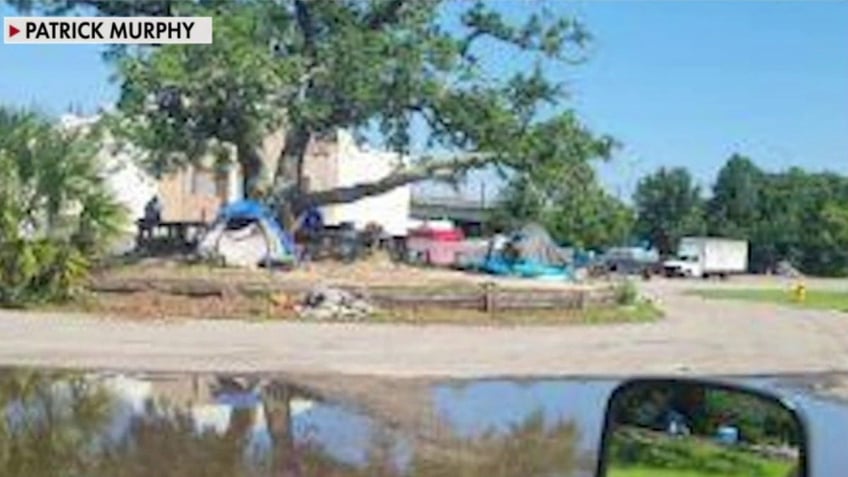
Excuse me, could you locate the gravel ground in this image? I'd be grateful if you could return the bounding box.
[1,277,847,377]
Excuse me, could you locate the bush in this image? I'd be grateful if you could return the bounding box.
[0,107,124,306]
[615,280,639,306]
[0,239,89,306]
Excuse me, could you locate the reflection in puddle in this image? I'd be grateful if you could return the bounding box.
[0,369,596,477]
[3,369,848,476]
[434,379,616,452]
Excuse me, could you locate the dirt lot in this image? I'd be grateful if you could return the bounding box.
[98,254,603,291]
[84,256,636,324]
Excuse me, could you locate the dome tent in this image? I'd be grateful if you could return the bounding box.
[507,223,572,267]
[197,200,296,268]
[482,223,573,279]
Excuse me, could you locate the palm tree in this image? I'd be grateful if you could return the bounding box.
[0,107,126,303]
[0,108,126,246]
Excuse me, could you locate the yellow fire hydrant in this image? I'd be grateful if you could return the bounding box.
[792,282,807,303]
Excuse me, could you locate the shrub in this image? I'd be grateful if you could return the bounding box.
[0,239,89,306]
[614,280,639,306]
[0,108,124,306]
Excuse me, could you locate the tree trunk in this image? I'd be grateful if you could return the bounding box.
[273,126,311,228]
[264,383,301,477]
[238,143,265,199]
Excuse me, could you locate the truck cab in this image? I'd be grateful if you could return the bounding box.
[662,253,703,277]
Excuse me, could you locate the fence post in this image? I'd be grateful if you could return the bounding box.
[482,282,497,315]
[578,289,587,310]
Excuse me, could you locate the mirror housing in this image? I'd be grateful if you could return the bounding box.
[597,379,808,477]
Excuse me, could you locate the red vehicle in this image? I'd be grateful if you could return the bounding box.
[406,224,467,266]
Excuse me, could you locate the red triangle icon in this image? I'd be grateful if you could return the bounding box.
[9,24,20,37]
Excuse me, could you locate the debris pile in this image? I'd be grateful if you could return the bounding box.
[297,285,375,321]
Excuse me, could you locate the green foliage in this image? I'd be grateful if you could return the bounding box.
[609,428,796,477]
[631,155,848,276]
[706,154,763,239]
[15,0,613,211]
[612,384,799,448]
[689,288,848,313]
[703,156,848,276]
[614,280,639,306]
[0,238,89,305]
[0,107,126,306]
[493,163,634,250]
[704,390,799,447]
[609,384,799,477]
[109,0,294,184]
[633,167,706,256]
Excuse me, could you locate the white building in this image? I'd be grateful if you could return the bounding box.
[60,114,158,230]
[308,131,411,236]
[64,114,412,236]
[265,129,413,236]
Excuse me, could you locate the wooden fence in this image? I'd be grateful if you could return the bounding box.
[90,277,620,312]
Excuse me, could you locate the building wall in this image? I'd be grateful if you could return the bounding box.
[60,115,158,231]
[65,114,410,232]
[302,137,339,193]
[157,166,232,223]
[317,131,411,236]
[61,114,241,226]
[99,147,159,229]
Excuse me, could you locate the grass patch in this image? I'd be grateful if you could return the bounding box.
[688,288,848,312]
[371,301,662,326]
[609,428,797,477]
[610,466,792,477]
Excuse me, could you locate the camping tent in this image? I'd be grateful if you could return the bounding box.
[197,200,296,268]
[509,223,572,267]
[482,223,573,279]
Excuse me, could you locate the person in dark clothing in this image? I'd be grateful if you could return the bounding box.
[301,205,324,234]
[296,204,325,261]
[144,195,163,225]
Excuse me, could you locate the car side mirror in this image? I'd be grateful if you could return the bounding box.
[597,379,807,477]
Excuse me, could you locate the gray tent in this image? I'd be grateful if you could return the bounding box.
[506,223,572,267]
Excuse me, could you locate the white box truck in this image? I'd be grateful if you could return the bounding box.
[663,237,748,278]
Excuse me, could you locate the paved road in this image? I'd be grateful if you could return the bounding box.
[1,278,848,377]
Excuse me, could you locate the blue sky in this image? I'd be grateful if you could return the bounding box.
[1,1,846,200]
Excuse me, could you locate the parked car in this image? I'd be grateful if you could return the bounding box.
[601,246,661,275]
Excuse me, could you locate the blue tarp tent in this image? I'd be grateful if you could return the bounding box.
[198,200,296,267]
[217,200,296,253]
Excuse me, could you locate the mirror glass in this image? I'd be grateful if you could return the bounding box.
[602,380,804,477]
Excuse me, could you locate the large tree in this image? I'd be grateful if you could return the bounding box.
[633,167,705,256]
[706,154,764,238]
[15,0,614,224]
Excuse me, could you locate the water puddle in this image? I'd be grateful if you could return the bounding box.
[1,368,847,476]
[0,369,602,477]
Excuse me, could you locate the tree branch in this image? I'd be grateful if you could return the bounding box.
[299,152,495,208]
[294,0,317,58]
[365,0,406,29]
